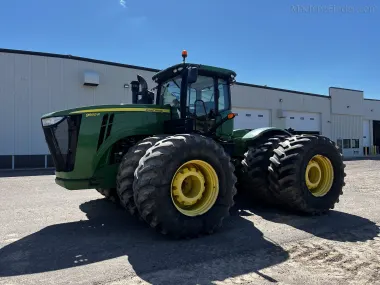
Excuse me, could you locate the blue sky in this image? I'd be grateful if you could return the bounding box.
[1,0,379,98]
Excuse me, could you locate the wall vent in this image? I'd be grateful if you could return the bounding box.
[84,71,99,86]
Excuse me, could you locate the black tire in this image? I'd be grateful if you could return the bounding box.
[96,188,120,203]
[239,135,289,205]
[268,134,346,215]
[116,135,167,217]
[133,134,237,239]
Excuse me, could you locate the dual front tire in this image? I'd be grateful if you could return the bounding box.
[116,134,237,238]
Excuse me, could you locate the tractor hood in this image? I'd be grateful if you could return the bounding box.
[40,103,172,186]
[41,104,171,119]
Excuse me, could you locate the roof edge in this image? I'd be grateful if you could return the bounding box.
[329,86,364,93]
[0,48,161,73]
[364,98,380,102]
[235,82,329,98]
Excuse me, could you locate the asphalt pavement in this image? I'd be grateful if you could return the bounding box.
[0,160,379,285]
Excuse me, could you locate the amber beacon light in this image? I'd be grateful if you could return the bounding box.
[182,50,188,63]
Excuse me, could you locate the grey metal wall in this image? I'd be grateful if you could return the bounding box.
[363,99,380,121]
[329,87,364,156]
[231,83,331,137]
[0,51,157,169]
[1,49,380,169]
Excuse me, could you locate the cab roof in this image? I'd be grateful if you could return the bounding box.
[152,63,237,83]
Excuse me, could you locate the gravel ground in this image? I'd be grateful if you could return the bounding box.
[0,159,379,285]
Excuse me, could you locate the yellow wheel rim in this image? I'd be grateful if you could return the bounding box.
[170,160,219,217]
[305,154,334,197]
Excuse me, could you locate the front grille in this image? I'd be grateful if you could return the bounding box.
[43,115,82,172]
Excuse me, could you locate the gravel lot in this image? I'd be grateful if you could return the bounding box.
[0,159,379,285]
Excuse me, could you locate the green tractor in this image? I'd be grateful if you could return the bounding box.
[41,51,346,239]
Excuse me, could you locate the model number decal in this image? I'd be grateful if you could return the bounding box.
[86,113,101,117]
[144,108,168,113]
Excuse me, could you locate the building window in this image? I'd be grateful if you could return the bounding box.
[258,114,263,117]
[351,139,359,149]
[310,118,315,120]
[246,114,251,117]
[343,139,351,149]
[290,117,295,119]
[300,117,305,120]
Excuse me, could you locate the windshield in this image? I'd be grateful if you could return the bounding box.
[160,76,182,107]
[159,75,217,115]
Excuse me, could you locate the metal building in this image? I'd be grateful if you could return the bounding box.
[0,48,378,169]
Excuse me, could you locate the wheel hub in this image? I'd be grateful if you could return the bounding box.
[305,154,334,197]
[306,161,322,188]
[172,167,206,206]
[170,160,219,217]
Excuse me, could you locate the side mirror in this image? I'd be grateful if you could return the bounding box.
[137,75,148,92]
[131,80,140,93]
[131,80,140,104]
[187,66,198,84]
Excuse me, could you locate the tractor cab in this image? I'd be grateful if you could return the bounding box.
[131,50,237,138]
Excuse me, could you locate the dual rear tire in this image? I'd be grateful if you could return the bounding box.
[240,134,346,215]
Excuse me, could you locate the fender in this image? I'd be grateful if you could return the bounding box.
[241,127,292,142]
[92,128,159,171]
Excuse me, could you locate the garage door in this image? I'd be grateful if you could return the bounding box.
[363,119,370,147]
[284,111,321,134]
[232,108,271,130]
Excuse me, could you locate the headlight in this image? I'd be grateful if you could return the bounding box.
[41,116,65,127]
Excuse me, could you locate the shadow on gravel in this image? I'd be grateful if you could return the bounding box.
[234,197,380,243]
[0,198,289,284]
[0,169,55,178]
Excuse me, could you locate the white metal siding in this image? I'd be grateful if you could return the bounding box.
[230,84,331,137]
[363,119,370,147]
[3,50,380,161]
[232,108,270,129]
[363,99,380,120]
[284,111,321,132]
[331,114,362,156]
[0,52,156,155]
[0,53,16,155]
[330,87,363,116]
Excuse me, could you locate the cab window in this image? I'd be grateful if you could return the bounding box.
[187,76,215,116]
[218,79,230,111]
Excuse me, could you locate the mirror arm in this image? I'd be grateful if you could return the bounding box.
[206,113,236,136]
[179,68,188,119]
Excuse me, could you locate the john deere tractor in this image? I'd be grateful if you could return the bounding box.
[41,51,346,239]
